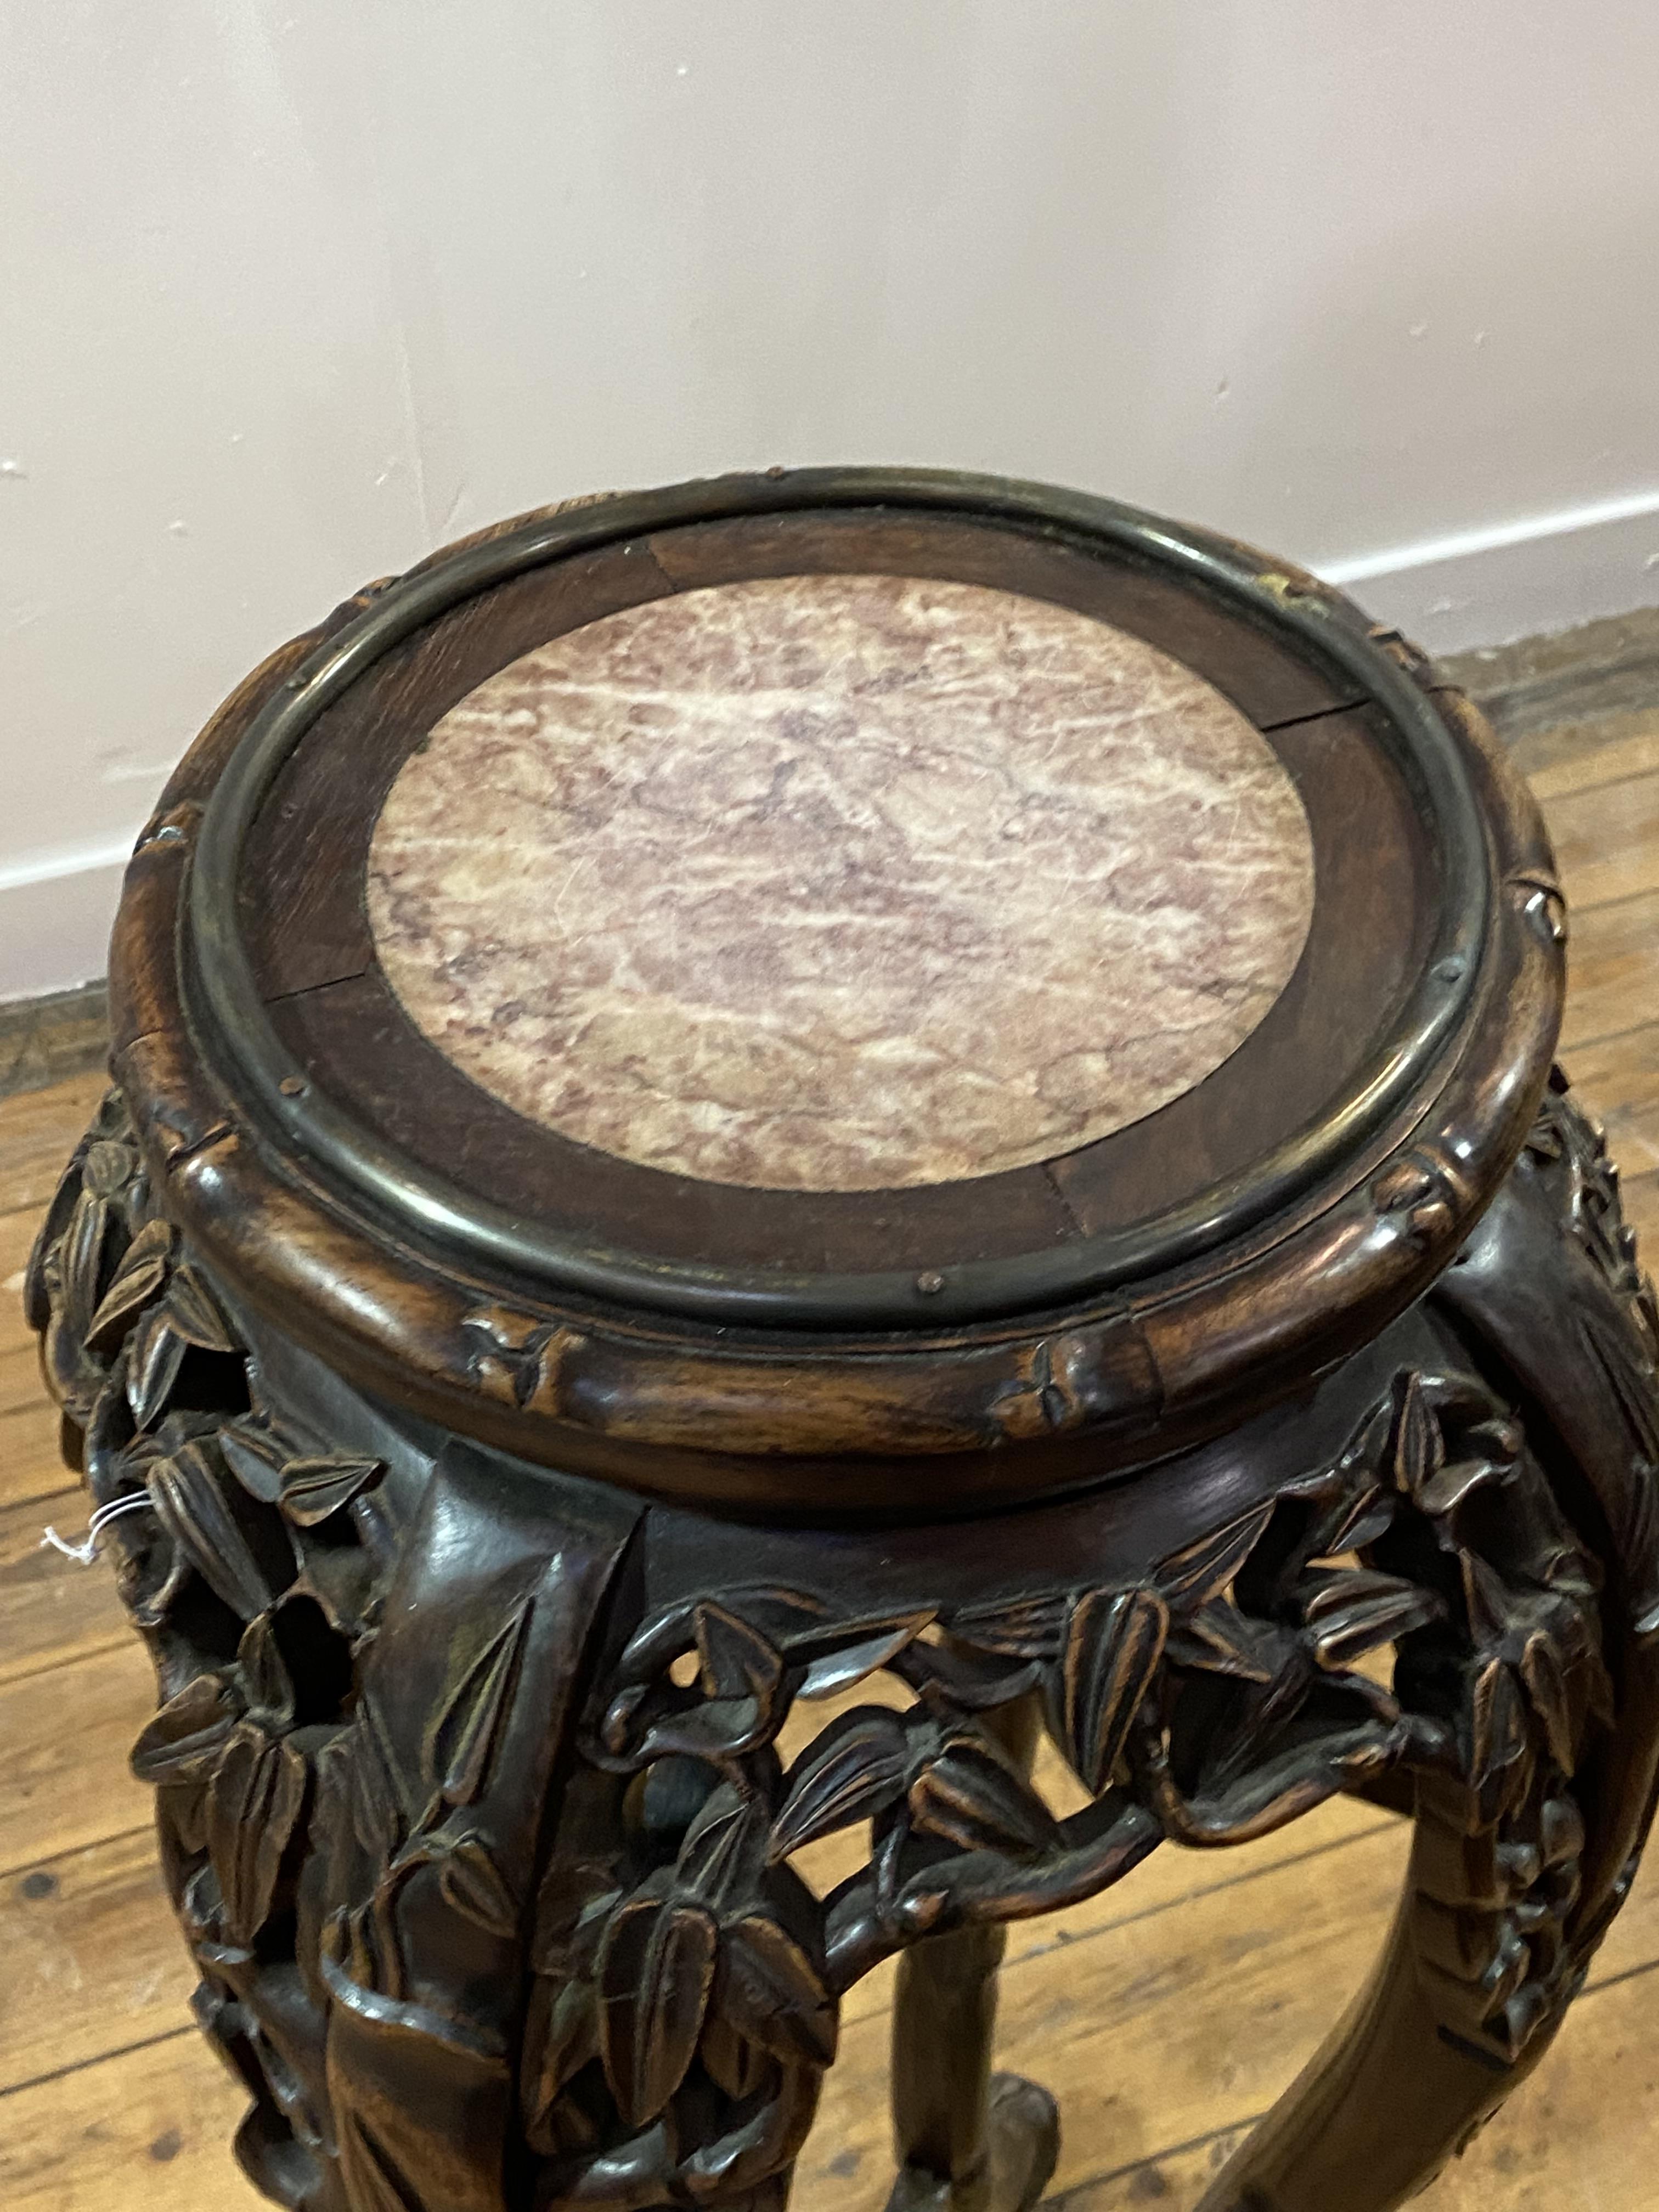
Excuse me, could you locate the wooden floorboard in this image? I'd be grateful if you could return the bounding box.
[0,1067,103,1216]
[3,684,1659,2207]
[1546,767,1659,912]
[1559,889,1659,1054]
[0,1488,132,1690]
[0,1404,80,1516]
[1513,707,1659,802]
[1,1826,190,2092]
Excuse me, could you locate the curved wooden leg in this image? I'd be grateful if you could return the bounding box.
[1204,1075,1659,2212]
[886,1691,1058,2212]
[887,1926,1058,2212]
[1197,1878,1556,2212]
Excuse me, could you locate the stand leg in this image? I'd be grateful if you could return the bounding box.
[886,1694,1058,2212]
[1201,1076,1659,2210]
[1196,1881,1551,2212]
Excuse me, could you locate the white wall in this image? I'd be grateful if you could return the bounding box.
[5,2,1658,997]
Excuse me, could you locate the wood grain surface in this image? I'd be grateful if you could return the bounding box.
[3,706,1659,2209]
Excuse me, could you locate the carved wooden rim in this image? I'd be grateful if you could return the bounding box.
[106,471,1566,1505]
[184,470,1488,1329]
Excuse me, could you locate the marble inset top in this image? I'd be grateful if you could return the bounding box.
[366,574,1316,1192]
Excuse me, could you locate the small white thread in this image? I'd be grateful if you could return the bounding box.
[42,1493,155,1566]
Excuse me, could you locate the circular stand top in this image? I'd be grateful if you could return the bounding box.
[109,470,1564,1511]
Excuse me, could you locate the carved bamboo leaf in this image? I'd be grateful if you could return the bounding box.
[699,2012,769,2102]
[339,2110,430,2212]
[130,1671,241,1786]
[1488,1980,1553,2067]
[597,1887,719,2125]
[716,1911,838,2066]
[1164,1599,1278,1683]
[946,1591,1071,1661]
[276,1454,385,1527]
[1469,1657,1527,1789]
[1461,1549,1517,1648]
[782,1604,933,1662]
[208,1726,307,1946]
[1521,1630,1577,1771]
[1577,1314,1659,1633]
[1056,1588,1169,1795]
[907,1734,1059,1858]
[1300,1568,1442,1671]
[1539,1790,1587,1870]
[59,1188,114,1339]
[676,1788,765,1908]
[896,1634,1042,1713]
[149,1440,290,1621]
[531,1861,621,1979]
[295,1542,380,1645]
[237,1612,296,1731]
[310,1730,353,1853]
[1415,1457,1505,1522]
[792,1613,934,1700]
[524,1978,601,2150]
[1580,1311,1659,1470]
[369,1874,409,2004]
[81,1135,136,1199]
[1313,1482,1393,1560]
[694,1602,783,1702]
[24,1156,82,1334]
[125,1517,194,1634]
[1391,1372,1442,1499]
[768,1707,911,1862]
[354,1694,410,1859]
[437,1832,520,1936]
[218,1424,287,1505]
[430,1599,532,1807]
[85,1218,174,1355]
[634,1696,773,1767]
[126,1306,187,1430]
[1156,1502,1275,1607]
[162,1261,238,1353]
[335,1899,376,1994]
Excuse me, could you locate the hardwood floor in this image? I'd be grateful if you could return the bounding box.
[5,691,1659,2209]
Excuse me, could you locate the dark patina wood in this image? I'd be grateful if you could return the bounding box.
[25,470,1659,2212]
[103,471,1548,1508]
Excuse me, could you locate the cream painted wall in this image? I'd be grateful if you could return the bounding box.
[4,2,1658,994]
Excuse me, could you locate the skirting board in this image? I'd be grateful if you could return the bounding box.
[4,487,1658,1004]
[0,840,134,1002]
[1325,484,1659,658]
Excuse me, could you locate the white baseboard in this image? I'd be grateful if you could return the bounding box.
[0,834,137,1002]
[1323,486,1659,656]
[4,490,1658,1005]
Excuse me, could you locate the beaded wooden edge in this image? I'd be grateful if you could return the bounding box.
[103,472,1566,1513]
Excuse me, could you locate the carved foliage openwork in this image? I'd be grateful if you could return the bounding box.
[22,1077,1659,2210]
[26,1091,396,2200]
[1523,1072,1659,1641]
[569,1372,1609,2084]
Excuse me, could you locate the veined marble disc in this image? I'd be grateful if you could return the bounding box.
[366,573,1316,1192]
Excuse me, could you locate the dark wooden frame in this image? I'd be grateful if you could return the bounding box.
[30,471,1657,2212]
[108,471,1564,1514]
[239,525,1434,1290]
[193,478,1486,1323]
[25,1070,1659,2212]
